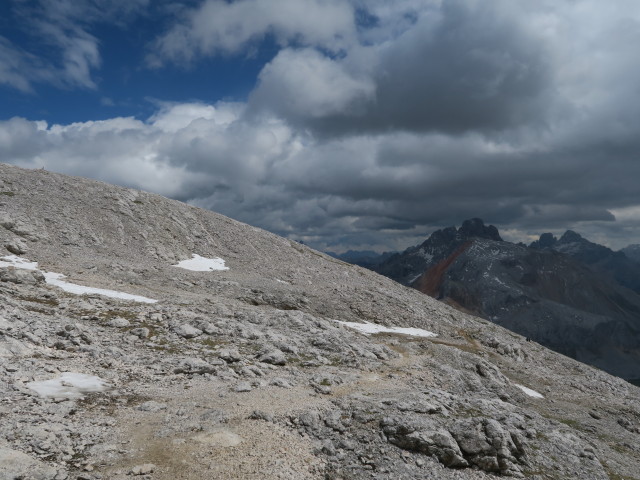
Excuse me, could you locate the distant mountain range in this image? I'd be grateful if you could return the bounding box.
[622,244,640,263]
[335,219,640,381]
[326,250,395,269]
[530,231,640,293]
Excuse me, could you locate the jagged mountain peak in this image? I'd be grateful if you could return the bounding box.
[531,230,590,249]
[458,217,502,242]
[376,219,502,286]
[421,218,502,250]
[558,229,587,244]
[530,232,557,249]
[528,228,640,293]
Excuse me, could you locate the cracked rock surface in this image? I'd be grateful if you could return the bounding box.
[1,163,639,480]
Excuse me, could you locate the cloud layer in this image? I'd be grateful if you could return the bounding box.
[2,0,640,251]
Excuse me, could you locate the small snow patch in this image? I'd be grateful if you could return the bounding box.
[0,255,158,303]
[26,372,110,399]
[335,320,437,338]
[173,254,229,271]
[0,255,38,270]
[514,383,544,399]
[44,272,157,303]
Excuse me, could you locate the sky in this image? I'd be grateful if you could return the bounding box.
[1,0,640,253]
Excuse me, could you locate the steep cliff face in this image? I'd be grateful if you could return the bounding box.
[1,165,639,480]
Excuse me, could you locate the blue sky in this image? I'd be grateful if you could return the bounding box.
[0,1,276,123]
[2,0,640,252]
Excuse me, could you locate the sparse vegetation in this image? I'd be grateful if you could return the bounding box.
[17,295,59,306]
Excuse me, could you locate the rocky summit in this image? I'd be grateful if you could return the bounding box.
[1,164,639,480]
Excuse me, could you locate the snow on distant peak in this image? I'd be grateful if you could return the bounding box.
[172,254,229,271]
[0,255,158,304]
[26,372,110,399]
[335,320,437,338]
[514,383,544,399]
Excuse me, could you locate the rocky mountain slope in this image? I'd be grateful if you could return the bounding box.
[326,251,396,270]
[413,238,640,380]
[622,244,640,264]
[1,164,640,480]
[373,218,502,286]
[371,219,640,381]
[530,231,640,293]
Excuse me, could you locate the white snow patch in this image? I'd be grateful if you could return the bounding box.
[44,272,157,303]
[26,372,110,399]
[335,320,437,338]
[420,251,434,262]
[514,383,544,399]
[0,255,38,270]
[0,255,158,303]
[172,254,229,271]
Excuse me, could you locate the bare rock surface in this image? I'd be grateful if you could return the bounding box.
[0,163,639,479]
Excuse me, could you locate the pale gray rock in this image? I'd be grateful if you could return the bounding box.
[108,317,130,328]
[129,327,150,339]
[0,214,40,241]
[381,417,468,468]
[5,238,27,254]
[0,445,58,480]
[0,267,44,284]
[0,336,31,357]
[218,348,242,363]
[130,463,155,475]
[173,357,219,374]
[258,349,286,366]
[235,382,253,392]
[173,324,202,338]
[270,377,294,388]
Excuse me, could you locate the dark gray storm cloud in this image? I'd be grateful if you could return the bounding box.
[250,0,552,135]
[2,0,640,252]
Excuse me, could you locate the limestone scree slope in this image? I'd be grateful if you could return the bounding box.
[1,163,639,480]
